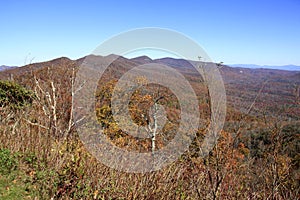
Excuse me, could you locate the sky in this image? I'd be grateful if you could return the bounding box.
[1,0,300,66]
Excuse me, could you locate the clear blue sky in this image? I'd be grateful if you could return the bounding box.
[1,0,300,66]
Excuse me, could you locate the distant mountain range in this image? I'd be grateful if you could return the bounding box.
[229,64,300,71]
[2,62,299,72]
[0,65,17,71]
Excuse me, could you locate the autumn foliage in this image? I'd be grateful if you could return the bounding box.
[0,57,299,199]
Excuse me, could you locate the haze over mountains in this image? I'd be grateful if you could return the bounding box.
[0,65,16,71]
[229,64,300,71]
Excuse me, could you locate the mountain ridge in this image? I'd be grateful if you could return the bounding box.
[1,55,299,120]
[0,65,17,71]
[229,64,300,71]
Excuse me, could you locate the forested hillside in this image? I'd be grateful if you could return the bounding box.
[0,55,299,199]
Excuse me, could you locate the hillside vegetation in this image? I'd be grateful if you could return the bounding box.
[0,56,299,199]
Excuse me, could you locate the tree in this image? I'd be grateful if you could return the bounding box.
[0,80,34,109]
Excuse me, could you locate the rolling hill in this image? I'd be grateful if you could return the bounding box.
[1,55,299,120]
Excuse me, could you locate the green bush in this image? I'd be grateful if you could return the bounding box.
[0,149,18,174]
[0,80,34,109]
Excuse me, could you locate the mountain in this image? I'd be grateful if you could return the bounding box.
[130,56,152,64]
[229,64,300,71]
[0,55,299,119]
[0,65,16,71]
[1,55,299,199]
[154,57,193,68]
